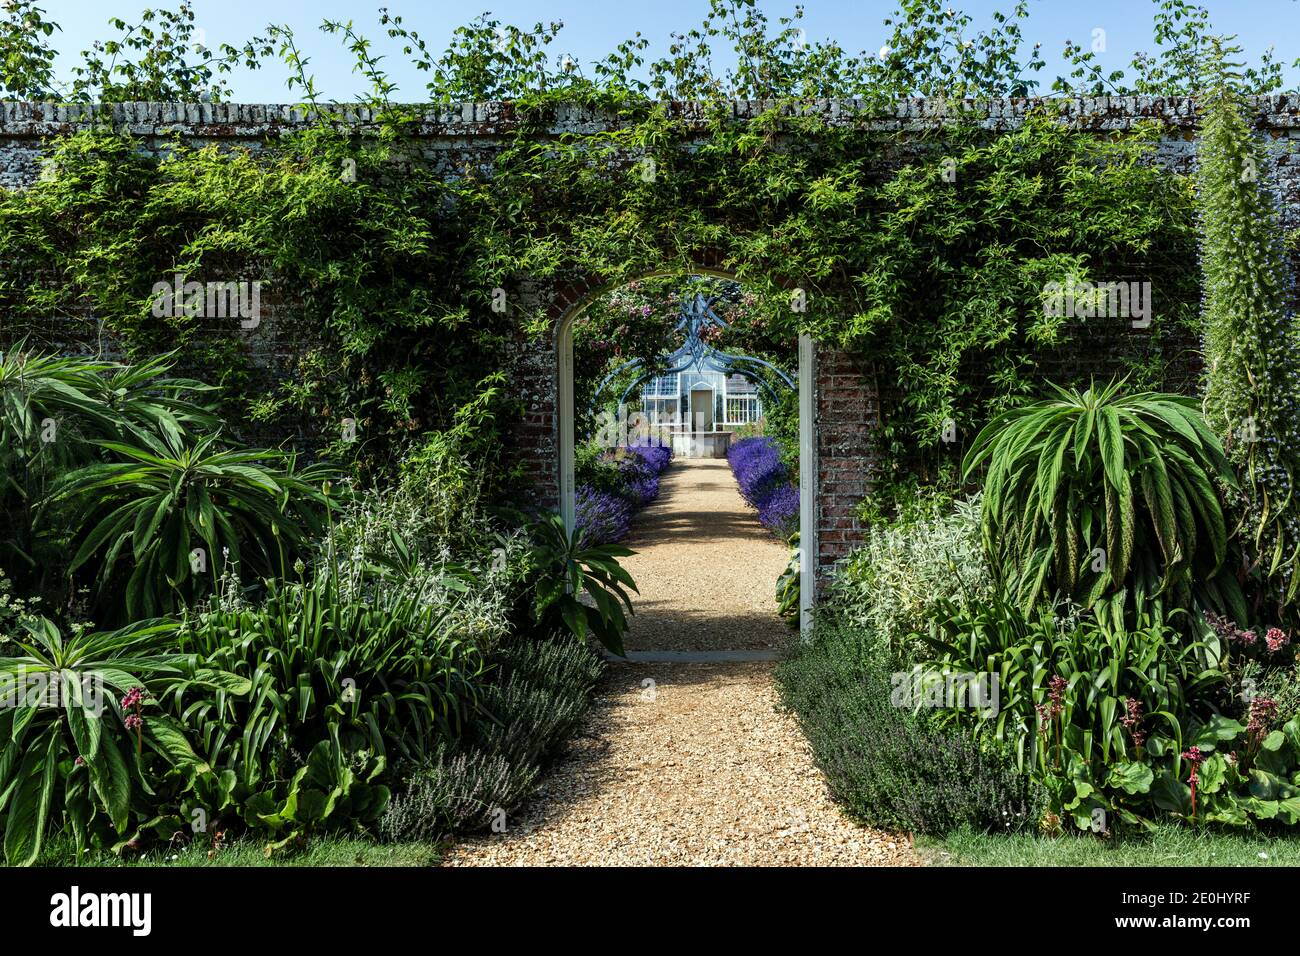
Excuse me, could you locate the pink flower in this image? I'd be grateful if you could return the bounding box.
[1047,675,1068,707]
[1035,702,1052,735]
[1120,697,1147,749]
[120,687,144,710]
[124,714,143,731]
[1265,627,1290,653]
[1203,609,1238,640]
[1248,697,1278,740]
[1182,746,1205,817]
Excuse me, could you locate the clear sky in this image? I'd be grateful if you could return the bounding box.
[34,0,1300,101]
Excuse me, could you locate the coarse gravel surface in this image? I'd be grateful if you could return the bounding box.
[442,459,917,866]
[621,459,794,653]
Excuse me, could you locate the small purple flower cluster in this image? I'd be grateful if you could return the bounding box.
[726,437,799,538]
[1036,675,1069,733]
[626,439,673,476]
[574,441,675,547]
[1120,696,1147,750]
[1203,610,1292,657]
[575,485,632,548]
[618,441,674,507]
[1247,696,1279,742]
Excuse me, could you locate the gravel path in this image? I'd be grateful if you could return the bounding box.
[622,460,793,653]
[443,459,916,866]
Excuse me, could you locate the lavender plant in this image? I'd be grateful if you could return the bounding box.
[727,436,799,537]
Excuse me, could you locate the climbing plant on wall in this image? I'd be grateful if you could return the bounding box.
[0,1,1203,493]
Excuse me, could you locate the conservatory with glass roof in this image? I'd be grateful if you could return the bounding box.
[593,287,793,457]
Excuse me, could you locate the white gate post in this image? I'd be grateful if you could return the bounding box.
[798,333,817,636]
[558,319,576,534]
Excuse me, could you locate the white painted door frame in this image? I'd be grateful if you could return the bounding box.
[797,332,816,636]
[555,289,817,635]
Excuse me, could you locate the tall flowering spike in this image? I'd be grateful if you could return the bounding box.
[1181,745,1205,819]
[1121,696,1147,750]
[1197,43,1300,605]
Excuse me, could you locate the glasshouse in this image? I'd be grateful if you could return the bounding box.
[599,289,793,457]
[3,0,1300,923]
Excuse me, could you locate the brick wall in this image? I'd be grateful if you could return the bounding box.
[814,349,880,583]
[4,95,1300,586]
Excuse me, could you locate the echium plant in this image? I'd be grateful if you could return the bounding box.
[1196,42,1300,609]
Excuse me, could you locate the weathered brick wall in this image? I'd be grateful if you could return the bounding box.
[4,96,1300,585]
[814,349,881,576]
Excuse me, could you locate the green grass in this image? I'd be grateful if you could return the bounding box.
[35,837,442,867]
[920,825,1300,867]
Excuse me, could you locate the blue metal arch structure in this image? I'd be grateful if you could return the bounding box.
[590,286,794,413]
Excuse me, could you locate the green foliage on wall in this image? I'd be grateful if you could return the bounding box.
[0,2,1201,496]
[0,125,517,481]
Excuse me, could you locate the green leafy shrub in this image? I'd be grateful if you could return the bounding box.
[924,591,1226,831]
[853,469,959,531]
[53,430,331,621]
[964,380,1238,615]
[1150,710,1300,827]
[0,348,214,606]
[521,511,637,656]
[396,374,517,559]
[0,616,240,865]
[828,496,991,663]
[327,487,526,656]
[777,620,1043,836]
[851,113,1198,460]
[167,555,487,847]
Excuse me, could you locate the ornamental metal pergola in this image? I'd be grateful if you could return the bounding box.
[590,285,795,413]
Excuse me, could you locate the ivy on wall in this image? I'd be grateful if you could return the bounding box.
[0,1,1204,495]
[0,126,517,482]
[0,105,1198,491]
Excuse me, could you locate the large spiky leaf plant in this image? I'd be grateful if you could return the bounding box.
[964,379,1242,617]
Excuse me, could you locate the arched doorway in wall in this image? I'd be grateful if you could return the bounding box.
[554,269,818,635]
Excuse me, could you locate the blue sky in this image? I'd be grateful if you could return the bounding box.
[36,0,1300,100]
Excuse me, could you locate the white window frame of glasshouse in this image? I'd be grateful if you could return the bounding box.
[639,368,764,429]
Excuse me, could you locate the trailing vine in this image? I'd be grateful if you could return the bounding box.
[0,1,1214,497]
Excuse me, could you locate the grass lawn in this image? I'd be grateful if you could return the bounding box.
[34,837,443,867]
[919,825,1300,867]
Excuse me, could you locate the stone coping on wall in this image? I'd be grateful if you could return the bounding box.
[3,95,1300,139]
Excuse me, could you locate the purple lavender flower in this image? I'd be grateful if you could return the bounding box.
[624,440,673,475]
[575,484,633,547]
[758,483,800,537]
[726,437,799,537]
